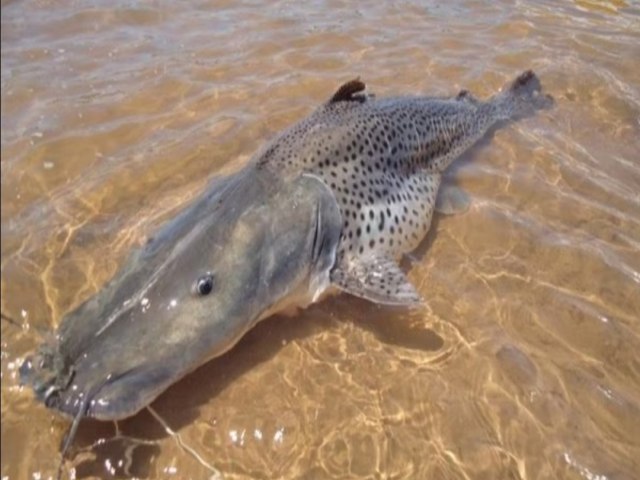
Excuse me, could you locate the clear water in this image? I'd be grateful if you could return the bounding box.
[2,0,639,478]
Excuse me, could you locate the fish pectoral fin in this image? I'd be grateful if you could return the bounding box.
[330,255,423,307]
[435,184,471,215]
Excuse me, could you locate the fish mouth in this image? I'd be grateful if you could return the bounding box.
[19,344,76,410]
[19,302,267,421]
[20,345,191,420]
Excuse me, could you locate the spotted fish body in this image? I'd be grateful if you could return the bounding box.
[19,70,552,457]
[260,71,552,304]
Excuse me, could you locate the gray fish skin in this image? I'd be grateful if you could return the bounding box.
[20,168,342,420]
[19,70,551,422]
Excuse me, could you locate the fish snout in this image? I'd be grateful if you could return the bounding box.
[19,344,75,411]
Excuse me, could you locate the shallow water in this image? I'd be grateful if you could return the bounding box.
[1,0,639,479]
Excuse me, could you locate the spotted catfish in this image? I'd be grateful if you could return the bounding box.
[20,71,552,443]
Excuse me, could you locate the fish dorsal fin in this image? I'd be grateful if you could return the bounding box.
[329,78,367,104]
[330,254,422,306]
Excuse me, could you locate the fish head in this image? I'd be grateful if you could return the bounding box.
[20,168,342,420]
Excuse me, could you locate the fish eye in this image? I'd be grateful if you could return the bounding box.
[195,273,215,296]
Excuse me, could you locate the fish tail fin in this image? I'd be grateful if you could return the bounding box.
[491,70,554,120]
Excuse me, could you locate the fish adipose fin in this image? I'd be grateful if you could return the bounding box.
[330,254,422,306]
[435,184,470,215]
[456,89,480,105]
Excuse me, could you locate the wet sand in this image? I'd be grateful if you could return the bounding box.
[2,0,639,478]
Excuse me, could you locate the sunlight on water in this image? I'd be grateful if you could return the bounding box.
[2,0,639,478]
